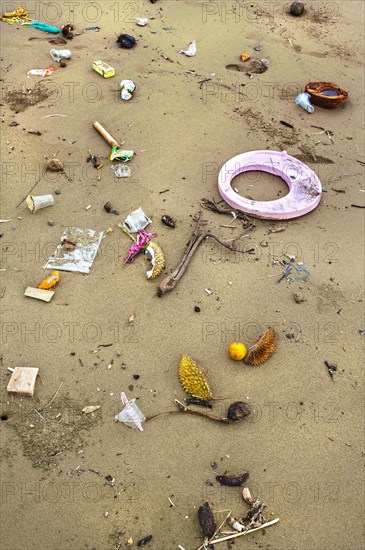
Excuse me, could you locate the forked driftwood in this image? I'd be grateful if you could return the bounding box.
[157,211,253,296]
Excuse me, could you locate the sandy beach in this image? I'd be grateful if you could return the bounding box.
[0,1,364,549]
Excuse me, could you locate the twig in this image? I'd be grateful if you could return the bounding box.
[38,379,64,411]
[146,400,231,424]
[174,400,230,423]
[17,173,45,207]
[351,204,365,208]
[200,198,255,224]
[208,518,280,545]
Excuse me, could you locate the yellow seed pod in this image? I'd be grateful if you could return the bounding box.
[178,355,212,400]
[38,271,60,290]
[146,242,165,279]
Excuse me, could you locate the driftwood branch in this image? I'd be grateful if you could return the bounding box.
[157,211,253,296]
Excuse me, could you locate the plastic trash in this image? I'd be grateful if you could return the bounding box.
[179,40,196,56]
[50,49,71,63]
[136,18,148,26]
[92,60,115,78]
[27,67,57,77]
[120,79,136,101]
[115,392,145,431]
[25,20,60,33]
[123,207,151,233]
[110,146,134,162]
[26,194,54,213]
[218,150,322,220]
[111,165,131,178]
[117,34,136,49]
[295,92,314,113]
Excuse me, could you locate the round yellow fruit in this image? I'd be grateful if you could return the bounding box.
[228,342,247,361]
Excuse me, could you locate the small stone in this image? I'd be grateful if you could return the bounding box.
[294,292,306,303]
[128,384,134,391]
[9,121,19,126]
[54,189,61,195]
[47,220,55,226]
[60,61,67,67]
[254,44,262,51]
[104,511,109,518]
[194,306,201,313]
[70,352,76,356]
[286,333,295,339]
[260,241,268,247]
[133,374,140,380]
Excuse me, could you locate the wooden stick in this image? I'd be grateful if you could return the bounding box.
[208,518,280,545]
[174,400,230,424]
[38,379,64,411]
[145,400,231,424]
[93,121,119,147]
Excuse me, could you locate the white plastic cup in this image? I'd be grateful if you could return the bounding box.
[120,79,136,100]
[26,194,55,213]
[295,92,314,113]
[50,49,72,63]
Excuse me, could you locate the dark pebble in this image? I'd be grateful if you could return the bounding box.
[9,121,19,126]
[194,306,201,312]
[70,352,76,356]
[286,333,295,339]
[133,374,140,380]
[128,384,134,391]
[54,189,61,195]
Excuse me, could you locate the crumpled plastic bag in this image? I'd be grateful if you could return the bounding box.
[179,40,196,56]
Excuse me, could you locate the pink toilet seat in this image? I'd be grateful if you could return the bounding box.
[218,150,322,220]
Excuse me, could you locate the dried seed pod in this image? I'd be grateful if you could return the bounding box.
[137,535,152,547]
[243,327,276,366]
[145,242,165,279]
[179,355,212,400]
[216,472,249,486]
[198,502,216,538]
[46,158,64,172]
[161,214,176,228]
[226,401,251,422]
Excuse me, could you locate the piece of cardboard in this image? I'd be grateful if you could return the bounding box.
[7,367,39,396]
[24,287,54,302]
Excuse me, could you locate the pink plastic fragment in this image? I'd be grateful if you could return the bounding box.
[124,229,157,263]
[218,150,322,220]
